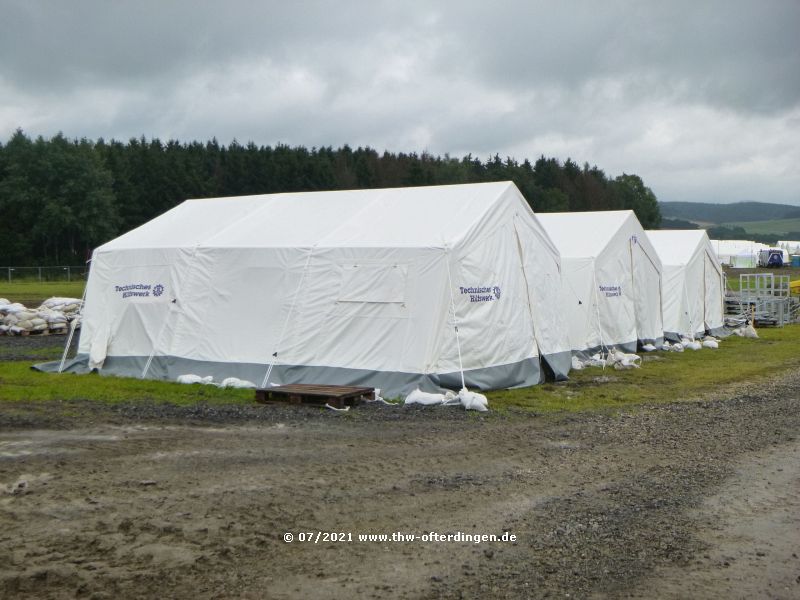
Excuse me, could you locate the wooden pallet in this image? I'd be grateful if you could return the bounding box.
[1,327,68,336]
[255,384,375,408]
[17,328,50,336]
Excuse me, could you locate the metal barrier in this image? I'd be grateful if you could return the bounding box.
[729,273,799,327]
[1,266,88,283]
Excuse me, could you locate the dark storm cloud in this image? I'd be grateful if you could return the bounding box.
[0,0,798,203]
[444,1,800,114]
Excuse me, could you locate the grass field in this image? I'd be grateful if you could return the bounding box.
[491,325,800,413]
[1,324,799,412]
[0,360,255,405]
[722,217,800,236]
[0,280,86,305]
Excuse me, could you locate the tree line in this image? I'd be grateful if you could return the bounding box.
[0,129,661,266]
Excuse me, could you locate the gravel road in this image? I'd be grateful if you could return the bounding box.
[0,336,798,599]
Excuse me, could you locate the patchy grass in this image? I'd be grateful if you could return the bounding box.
[0,280,86,306]
[1,324,799,413]
[0,342,66,361]
[0,362,253,405]
[488,325,800,413]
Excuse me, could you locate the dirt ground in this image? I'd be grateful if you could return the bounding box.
[1,347,799,599]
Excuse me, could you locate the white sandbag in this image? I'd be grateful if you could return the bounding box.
[641,343,656,352]
[661,340,671,350]
[219,377,256,389]
[41,297,82,309]
[3,303,26,314]
[458,388,489,412]
[176,374,215,385]
[576,352,608,368]
[671,343,684,352]
[702,339,719,349]
[404,388,446,406]
[684,340,702,351]
[610,348,641,369]
[442,390,461,406]
[0,298,9,305]
[571,356,585,370]
[743,325,759,338]
[732,328,744,337]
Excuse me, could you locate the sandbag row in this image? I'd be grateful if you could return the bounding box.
[0,297,82,336]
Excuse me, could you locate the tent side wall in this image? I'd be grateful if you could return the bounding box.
[648,230,725,340]
[625,225,664,347]
[511,212,572,379]
[537,211,663,356]
[592,232,638,353]
[54,182,568,397]
[702,243,725,335]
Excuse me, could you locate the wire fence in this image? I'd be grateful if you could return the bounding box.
[1,266,89,283]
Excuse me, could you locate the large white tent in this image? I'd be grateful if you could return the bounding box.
[537,211,663,354]
[647,230,725,340]
[50,182,572,396]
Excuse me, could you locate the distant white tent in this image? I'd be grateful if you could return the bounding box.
[47,182,573,396]
[777,241,799,265]
[711,239,767,268]
[537,211,664,354]
[647,230,725,340]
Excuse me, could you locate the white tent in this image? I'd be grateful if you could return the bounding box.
[778,240,800,254]
[710,239,767,268]
[51,182,572,396]
[647,230,725,340]
[537,211,663,354]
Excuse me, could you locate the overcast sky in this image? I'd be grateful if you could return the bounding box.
[1,1,798,205]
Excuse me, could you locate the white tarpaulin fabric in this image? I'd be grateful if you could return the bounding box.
[61,182,572,396]
[537,211,664,354]
[646,229,725,340]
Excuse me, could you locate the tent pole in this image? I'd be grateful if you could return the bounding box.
[444,247,466,391]
[58,260,91,374]
[261,247,315,388]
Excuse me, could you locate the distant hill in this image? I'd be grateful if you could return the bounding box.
[659,201,800,224]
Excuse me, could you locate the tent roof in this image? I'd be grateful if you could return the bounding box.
[98,181,528,252]
[535,210,638,258]
[709,239,770,257]
[646,229,709,265]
